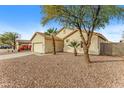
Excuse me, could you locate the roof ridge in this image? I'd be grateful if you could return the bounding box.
[63,29,108,41]
[31,32,63,41]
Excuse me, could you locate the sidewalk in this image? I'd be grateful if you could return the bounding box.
[0,52,34,61]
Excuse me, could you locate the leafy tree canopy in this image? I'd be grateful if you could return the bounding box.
[0,32,19,46]
[45,28,57,36]
[42,5,124,31]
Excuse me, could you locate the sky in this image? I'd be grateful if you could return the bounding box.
[0,5,62,40]
[0,5,123,42]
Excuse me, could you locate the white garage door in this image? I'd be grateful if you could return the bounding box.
[33,43,43,53]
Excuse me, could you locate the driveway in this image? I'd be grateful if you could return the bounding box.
[0,52,34,60]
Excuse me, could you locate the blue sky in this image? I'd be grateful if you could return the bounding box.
[0,5,62,40]
[0,5,123,42]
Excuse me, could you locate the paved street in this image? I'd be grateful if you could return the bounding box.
[0,52,33,60]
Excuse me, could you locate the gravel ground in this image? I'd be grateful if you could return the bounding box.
[0,53,124,88]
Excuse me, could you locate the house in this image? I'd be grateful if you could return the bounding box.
[16,40,31,51]
[31,32,63,53]
[56,28,108,55]
[31,28,108,55]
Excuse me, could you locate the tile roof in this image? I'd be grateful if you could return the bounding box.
[31,32,63,41]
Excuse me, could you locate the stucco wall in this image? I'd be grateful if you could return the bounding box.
[98,37,108,55]
[31,33,45,53]
[100,43,112,55]
[64,31,100,55]
[112,43,124,55]
[100,43,124,56]
[45,39,63,53]
[56,28,74,39]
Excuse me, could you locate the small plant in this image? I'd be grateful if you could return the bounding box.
[68,41,80,56]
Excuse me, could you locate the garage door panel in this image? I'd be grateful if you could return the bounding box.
[34,43,43,53]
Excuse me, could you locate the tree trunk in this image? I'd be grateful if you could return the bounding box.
[13,43,16,50]
[83,48,91,63]
[74,48,77,56]
[77,28,91,63]
[52,35,56,55]
[13,37,16,50]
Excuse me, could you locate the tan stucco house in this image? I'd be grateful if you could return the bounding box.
[31,32,63,53]
[31,28,108,55]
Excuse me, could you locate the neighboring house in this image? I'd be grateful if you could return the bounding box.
[31,28,108,55]
[31,32,63,53]
[16,40,31,50]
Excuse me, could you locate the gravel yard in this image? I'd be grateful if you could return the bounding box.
[0,53,124,88]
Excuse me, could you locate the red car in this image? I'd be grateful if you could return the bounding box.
[18,45,31,52]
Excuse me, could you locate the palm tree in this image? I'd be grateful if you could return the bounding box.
[68,41,80,56]
[0,32,19,50]
[45,28,57,55]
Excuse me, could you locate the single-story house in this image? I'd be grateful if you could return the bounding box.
[56,28,108,55]
[31,32,63,53]
[16,40,31,50]
[31,28,108,55]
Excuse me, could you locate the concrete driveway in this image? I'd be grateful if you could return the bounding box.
[0,52,34,60]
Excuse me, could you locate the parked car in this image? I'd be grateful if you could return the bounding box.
[0,45,12,49]
[18,45,31,52]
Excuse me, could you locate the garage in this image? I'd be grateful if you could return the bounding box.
[31,32,63,54]
[33,43,43,53]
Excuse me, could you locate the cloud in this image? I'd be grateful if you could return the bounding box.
[97,24,124,42]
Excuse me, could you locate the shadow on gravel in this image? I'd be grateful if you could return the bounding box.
[91,60,124,63]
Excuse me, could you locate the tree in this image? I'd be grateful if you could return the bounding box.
[0,32,20,50]
[41,5,124,63]
[45,28,57,55]
[68,41,80,56]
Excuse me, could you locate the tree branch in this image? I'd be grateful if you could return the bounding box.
[87,5,101,48]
